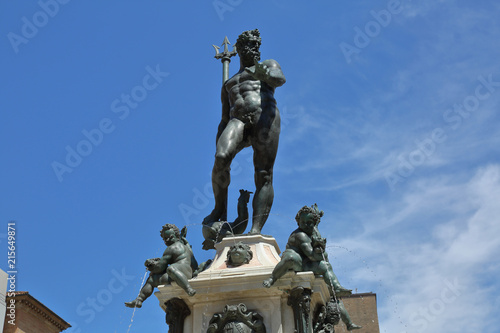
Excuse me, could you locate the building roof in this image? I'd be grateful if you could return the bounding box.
[6,291,71,331]
[342,292,377,299]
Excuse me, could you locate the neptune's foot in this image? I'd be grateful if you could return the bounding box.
[203,209,224,225]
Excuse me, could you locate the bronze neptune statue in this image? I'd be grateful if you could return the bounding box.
[204,29,286,235]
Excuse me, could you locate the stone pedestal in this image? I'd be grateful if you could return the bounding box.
[155,234,331,333]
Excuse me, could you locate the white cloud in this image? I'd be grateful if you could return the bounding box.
[400,0,456,20]
[328,165,500,332]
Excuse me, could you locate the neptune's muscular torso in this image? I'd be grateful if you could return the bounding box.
[224,59,280,126]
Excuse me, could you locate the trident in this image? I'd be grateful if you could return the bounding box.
[213,36,237,84]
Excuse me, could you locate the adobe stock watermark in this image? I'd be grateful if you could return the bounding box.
[408,278,463,332]
[385,74,500,191]
[69,268,135,333]
[212,0,243,21]
[339,0,405,64]
[7,0,71,54]
[51,64,169,182]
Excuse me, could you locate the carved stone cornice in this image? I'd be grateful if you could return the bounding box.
[6,291,71,331]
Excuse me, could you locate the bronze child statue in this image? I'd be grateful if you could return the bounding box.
[263,205,349,295]
[263,204,361,330]
[125,224,197,308]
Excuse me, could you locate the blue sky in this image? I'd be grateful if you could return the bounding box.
[1,1,500,332]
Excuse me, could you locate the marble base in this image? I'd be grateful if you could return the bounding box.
[154,234,331,332]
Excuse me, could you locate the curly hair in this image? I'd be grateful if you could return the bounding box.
[295,204,324,225]
[324,300,341,325]
[227,242,253,266]
[235,29,261,61]
[235,29,261,48]
[160,223,180,239]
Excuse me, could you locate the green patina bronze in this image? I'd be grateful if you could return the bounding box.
[203,29,286,236]
[264,204,362,331]
[207,303,266,333]
[125,224,197,308]
[202,189,252,250]
[226,242,253,267]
